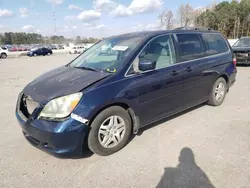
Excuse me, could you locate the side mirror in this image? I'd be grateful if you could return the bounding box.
[139,61,156,71]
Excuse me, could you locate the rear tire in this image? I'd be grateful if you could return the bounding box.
[33,53,37,57]
[208,77,227,106]
[88,106,132,156]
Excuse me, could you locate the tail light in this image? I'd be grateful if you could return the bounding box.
[233,57,237,66]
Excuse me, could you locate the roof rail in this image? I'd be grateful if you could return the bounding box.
[174,27,213,31]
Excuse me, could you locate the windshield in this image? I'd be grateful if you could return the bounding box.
[233,38,250,47]
[68,35,145,73]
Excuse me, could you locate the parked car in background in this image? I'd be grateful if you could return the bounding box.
[58,45,64,49]
[85,43,95,49]
[228,39,238,46]
[16,28,237,157]
[0,47,9,59]
[50,44,58,50]
[232,37,250,65]
[27,47,53,57]
[69,46,85,54]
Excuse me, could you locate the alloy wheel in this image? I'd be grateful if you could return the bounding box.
[215,82,226,101]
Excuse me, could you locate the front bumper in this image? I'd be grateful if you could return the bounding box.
[16,111,89,158]
[235,57,250,65]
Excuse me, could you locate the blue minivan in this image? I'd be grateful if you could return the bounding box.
[16,28,237,157]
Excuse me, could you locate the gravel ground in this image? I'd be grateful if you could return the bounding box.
[0,55,250,188]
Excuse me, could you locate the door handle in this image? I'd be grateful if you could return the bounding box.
[185,67,193,72]
[170,70,179,76]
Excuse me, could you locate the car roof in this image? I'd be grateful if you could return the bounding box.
[106,28,220,40]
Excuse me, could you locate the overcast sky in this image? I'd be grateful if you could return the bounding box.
[0,0,225,38]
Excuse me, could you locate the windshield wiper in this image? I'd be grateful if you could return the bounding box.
[73,66,99,72]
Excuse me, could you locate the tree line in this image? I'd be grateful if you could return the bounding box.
[0,32,100,45]
[159,0,250,39]
[196,0,250,38]
[75,36,100,44]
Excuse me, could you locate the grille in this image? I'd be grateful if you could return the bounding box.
[18,94,29,119]
[19,94,39,119]
[25,96,39,115]
[236,52,249,57]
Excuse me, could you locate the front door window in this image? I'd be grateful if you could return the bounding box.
[128,35,176,75]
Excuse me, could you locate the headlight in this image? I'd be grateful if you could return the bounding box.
[39,92,83,119]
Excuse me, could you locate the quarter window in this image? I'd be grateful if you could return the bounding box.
[202,34,229,55]
[176,34,204,61]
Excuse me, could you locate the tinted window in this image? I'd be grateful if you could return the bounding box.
[176,34,204,61]
[202,34,229,55]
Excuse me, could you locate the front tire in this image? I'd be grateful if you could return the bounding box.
[0,53,7,59]
[88,106,132,156]
[208,77,227,106]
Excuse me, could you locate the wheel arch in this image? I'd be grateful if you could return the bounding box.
[217,73,229,91]
[88,102,140,134]
[218,74,229,84]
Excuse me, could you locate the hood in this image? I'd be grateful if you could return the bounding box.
[23,66,110,103]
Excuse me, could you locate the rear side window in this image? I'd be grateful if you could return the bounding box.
[202,34,229,55]
[176,34,204,61]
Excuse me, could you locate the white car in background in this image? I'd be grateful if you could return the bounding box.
[0,47,9,59]
[228,39,238,46]
[69,46,86,54]
[85,43,95,49]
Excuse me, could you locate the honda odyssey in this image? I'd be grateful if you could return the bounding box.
[16,28,237,157]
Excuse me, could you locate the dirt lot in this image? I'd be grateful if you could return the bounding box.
[0,55,250,188]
